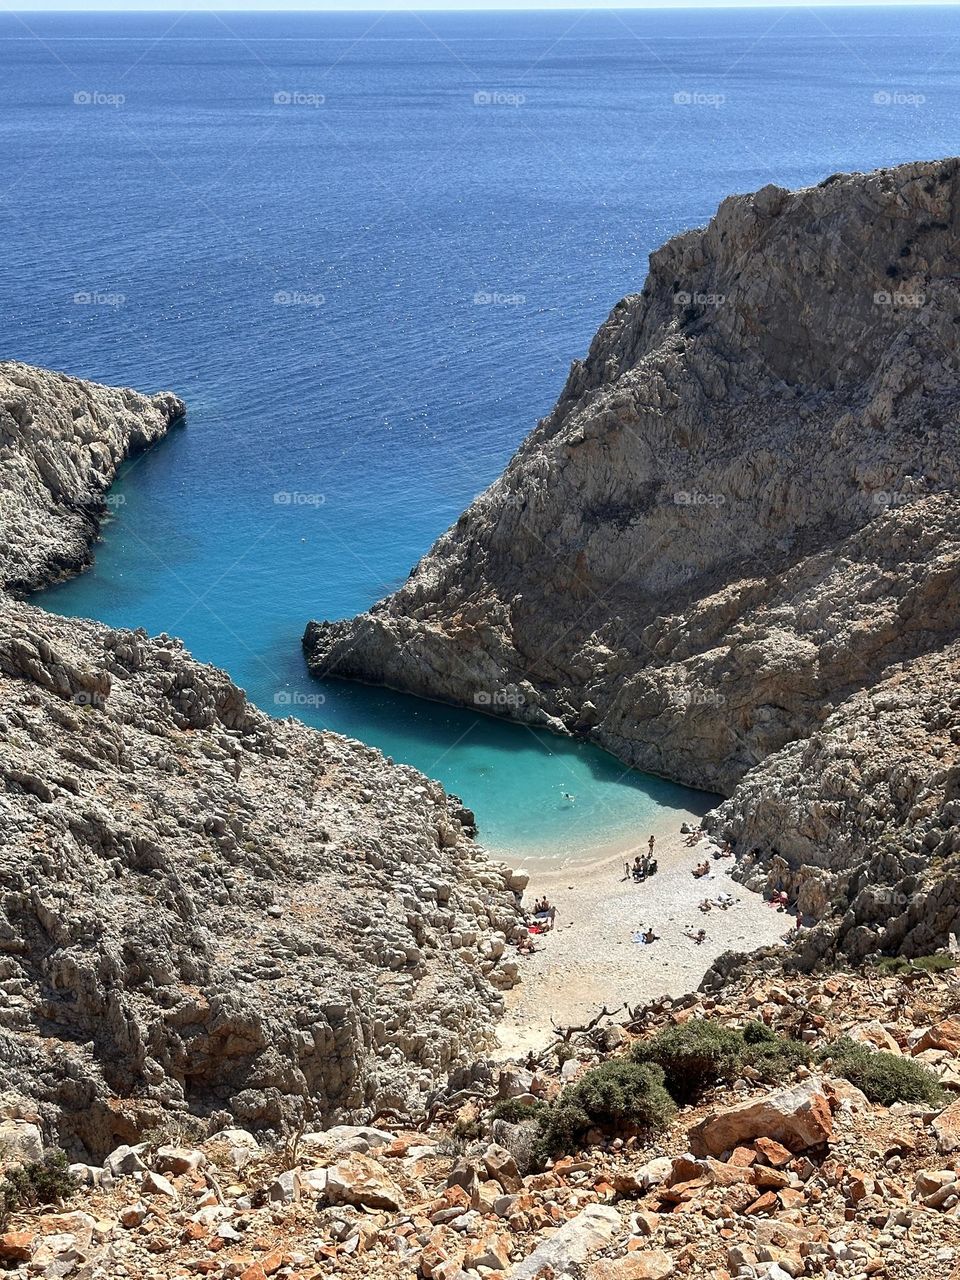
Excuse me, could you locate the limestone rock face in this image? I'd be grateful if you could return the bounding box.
[0,361,184,594]
[0,364,523,1159]
[304,158,960,958]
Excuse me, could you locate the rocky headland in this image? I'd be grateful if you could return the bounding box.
[304,157,960,968]
[0,362,185,596]
[0,361,525,1161]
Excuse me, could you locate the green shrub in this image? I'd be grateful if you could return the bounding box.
[489,1097,547,1126]
[534,1060,675,1159]
[742,1020,777,1045]
[744,1034,812,1083]
[914,953,957,973]
[0,1150,76,1228]
[632,1020,748,1103]
[872,953,956,976]
[820,1037,946,1106]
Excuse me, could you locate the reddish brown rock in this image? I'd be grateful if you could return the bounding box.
[588,1251,674,1280]
[914,1020,960,1056]
[0,1231,34,1263]
[689,1080,833,1157]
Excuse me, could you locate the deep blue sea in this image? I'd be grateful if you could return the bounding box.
[3,8,958,858]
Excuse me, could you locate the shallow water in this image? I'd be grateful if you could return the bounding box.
[8,7,959,856]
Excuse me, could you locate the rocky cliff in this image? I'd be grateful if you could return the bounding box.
[0,361,185,594]
[304,157,960,961]
[0,363,524,1160]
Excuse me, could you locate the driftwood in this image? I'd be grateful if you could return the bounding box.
[549,1003,626,1043]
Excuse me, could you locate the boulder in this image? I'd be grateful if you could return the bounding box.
[509,1204,621,1279]
[0,1231,35,1263]
[933,1099,960,1154]
[0,1120,43,1168]
[154,1145,206,1175]
[325,1153,403,1211]
[914,1019,960,1057]
[588,1251,674,1279]
[689,1079,833,1157]
[104,1144,149,1178]
[482,1143,522,1192]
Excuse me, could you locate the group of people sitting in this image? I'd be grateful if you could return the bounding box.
[628,853,659,882]
[531,897,557,929]
[692,860,711,878]
[516,895,558,954]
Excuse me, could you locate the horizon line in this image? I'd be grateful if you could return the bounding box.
[10,2,960,9]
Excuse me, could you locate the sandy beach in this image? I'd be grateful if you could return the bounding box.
[494,806,791,1057]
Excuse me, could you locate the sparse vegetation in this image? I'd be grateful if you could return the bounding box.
[741,1020,813,1082]
[631,1018,812,1102]
[632,1020,747,1102]
[819,1037,947,1106]
[0,1150,76,1229]
[873,953,957,976]
[533,1059,676,1160]
[488,1097,547,1126]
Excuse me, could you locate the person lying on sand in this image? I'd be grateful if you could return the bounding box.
[684,926,708,944]
[699,898,713,913]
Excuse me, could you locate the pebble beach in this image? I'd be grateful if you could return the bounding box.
[495,812,791,1055]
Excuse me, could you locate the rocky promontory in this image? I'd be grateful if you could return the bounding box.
[0,363,524,1160]
[0,361,185,594]
[304,157,960,963]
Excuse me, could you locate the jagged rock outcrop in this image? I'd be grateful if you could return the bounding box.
[0,361,185,594]
[305,157,960,960]
[0,364,524,1159]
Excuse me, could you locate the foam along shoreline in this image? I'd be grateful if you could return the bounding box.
[494,806,791,1057]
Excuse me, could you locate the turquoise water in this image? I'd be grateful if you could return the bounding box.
[7,8,959,856]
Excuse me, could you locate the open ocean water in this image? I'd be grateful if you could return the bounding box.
[3,7,958,858]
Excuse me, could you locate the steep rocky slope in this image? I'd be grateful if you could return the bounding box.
[0,364,524,1160]
[305,157,960,961]
[6,960,960,1280]
[0,361,184,594]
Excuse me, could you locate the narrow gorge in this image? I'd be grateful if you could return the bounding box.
[305,157,960,969]
[0,361,525,1158]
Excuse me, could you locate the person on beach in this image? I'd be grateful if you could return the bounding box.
[692,860,710,878]
[563,792,575,804]
[642,927,659,944]
[648,835,656,856]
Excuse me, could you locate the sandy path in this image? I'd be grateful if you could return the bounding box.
[494,809,790,1057]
